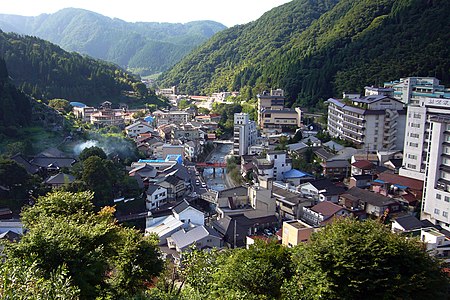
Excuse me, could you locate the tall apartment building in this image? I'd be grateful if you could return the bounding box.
[257,89,301,134]
[233,113,257,156]
[421,115,450,230]
[327,94,406,151]
[386,77,450,180]
[384,77,448,105]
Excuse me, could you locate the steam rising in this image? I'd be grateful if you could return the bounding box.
[73,133,137,160]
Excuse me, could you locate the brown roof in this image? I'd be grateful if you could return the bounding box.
[377,172,423,191]
[311,201,346,216]
[352,160,374,169]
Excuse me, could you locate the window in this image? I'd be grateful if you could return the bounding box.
[435,208,440,215]
[407,164,416,169]
[437,193,442,200]
[410,123,421,128]
[444,211,448,218]
[408,154,417,160]
[409,142,419,147]
[410,133,420,138]
[445,196,450,203]
[413,113,421,119]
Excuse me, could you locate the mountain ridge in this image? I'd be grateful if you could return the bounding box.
[0,8,226,75]
[159,0,450,107]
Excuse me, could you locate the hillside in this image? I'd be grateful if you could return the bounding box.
[0,57,31,128]
[0,8,226,75]
[159,0,450,108]
[0,30,144,104]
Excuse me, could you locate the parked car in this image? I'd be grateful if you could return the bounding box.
[201,182,207,188]
[196,180,200,186]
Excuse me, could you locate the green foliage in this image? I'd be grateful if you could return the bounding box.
[0,30,142,104]
[179,241,293,299]
[48,98,72,113]
[0,57,32,128]
[0,8,226,76]
[289,130,303,144]
[211,103,242,136]
[3,191,163,299]
[283,218,449,300]
[78,145,107,161]
[160,0,450,108]
[80,155,116,206]
[0,259,80,299]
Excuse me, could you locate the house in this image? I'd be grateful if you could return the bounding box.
[351,160,376,176]
[301,201,350,227]
[323,141,344,152]
[272,184,314,220]
[157,175,186,201]
[167,225,222,252]
[211,211,278,248]
[252,150,292,181]
[10,153,40,174]
[145,200,204,244]
[370,172,423,208]
[214,186,249,208]
[301,135,322,147]
[172,200,204,226]
[340,187,401,217]
[383,158,403,172]
[282,220,315,247]
[44,173,75,188]
[283,169,314,185]
[299,178,346,203]
[146,185,168,210]
[391,215,423,233]
[29,148,76,174]
[125,121,153,138]
[0,219,23,235]
[321,159,350,180]
[348,174,373,189]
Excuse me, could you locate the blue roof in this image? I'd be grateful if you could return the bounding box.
[70,102,87,108]
[283,169,313,179]
[139,154,182,164]
[144,116,154,123]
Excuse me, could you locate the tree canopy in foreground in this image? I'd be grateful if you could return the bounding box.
[0,191,163,299]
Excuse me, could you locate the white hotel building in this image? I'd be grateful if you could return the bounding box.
[327,94,406,151]
[233,113,257,156]
[422,115,450,229]
[387,77,450,181]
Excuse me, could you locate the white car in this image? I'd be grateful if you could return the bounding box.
[201,182,207,188]
[195,180,200,186]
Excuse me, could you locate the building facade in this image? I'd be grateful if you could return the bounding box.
[422,115,450,230]
[233,113,257,156]
[395,78,450,180]
[327,95,406,151]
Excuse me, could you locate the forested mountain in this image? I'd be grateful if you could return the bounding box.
[0,30,144,103]
[0,8,226,75]
[0,57,31,128]
[159,0,450,108]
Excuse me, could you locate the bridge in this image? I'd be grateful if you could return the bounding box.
[195,162,227,168]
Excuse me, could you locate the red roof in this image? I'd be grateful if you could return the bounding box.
[311,201,346,216]
[352,160,374,169]
[377,172,423,191]
[401,193,419,204]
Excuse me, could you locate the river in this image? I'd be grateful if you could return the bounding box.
[203,143,233,191]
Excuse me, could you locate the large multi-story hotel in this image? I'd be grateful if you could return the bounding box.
[257,89,301,134]
[327,93,406,151]
[385,77,450,180]
[422,115,450,230]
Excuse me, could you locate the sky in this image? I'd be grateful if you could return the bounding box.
[1,0,292,27]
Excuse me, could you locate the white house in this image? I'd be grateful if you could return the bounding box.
[253,150,292,181]
[299,178,345,203]
[145,200,205,245]
[125,121,153,138]
[166,225,222,252]
[146,185,168,210]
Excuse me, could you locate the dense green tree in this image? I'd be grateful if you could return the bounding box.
[0,158,30,190]
[48,98,72,113]
[2,191,163,299]
[0,260,80,299]
[283,218,449,300]
[78,145,107,161]
[81,155,115,205]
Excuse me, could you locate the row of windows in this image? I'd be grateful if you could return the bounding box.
[409,142,419,147]
[409,133,420,138]
[407,154,417,160]
[436,194,450,202]
[434,208,449,218]
[410,123,421,128]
